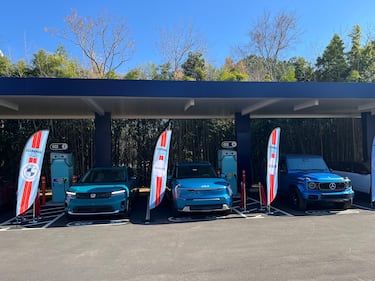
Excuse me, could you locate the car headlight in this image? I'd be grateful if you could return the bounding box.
[112,189,126,195]
[344,179,352,189]
[174,184,181,197]
[66,191,76,199]
[308,182,318,190]
[226,184,233,196]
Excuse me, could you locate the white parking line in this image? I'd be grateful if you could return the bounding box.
[43,212,65,228]
[236,197,294,217]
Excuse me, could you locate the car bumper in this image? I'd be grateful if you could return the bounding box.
[65,197,128,216]
[302,189,355,203]
[174,196,232,212]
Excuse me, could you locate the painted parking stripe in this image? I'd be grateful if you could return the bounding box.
[43,212,65,228]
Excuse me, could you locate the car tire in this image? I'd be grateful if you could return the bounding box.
[170,206,179,218]
[223,209,232,216]
[338,200,352,210]
[289,187,307,211]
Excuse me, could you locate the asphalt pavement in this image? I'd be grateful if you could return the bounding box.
[1,193,375,281]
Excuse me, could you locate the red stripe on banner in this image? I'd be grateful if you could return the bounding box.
[32,131,42,149]
[160,132,167,148]
[155,176,163,206]
[271,130,277,145]
[20,181,32,214]
[269,174,275,202]
[159,155,164,161]
[271,153,275,159]
[29,157,37,163]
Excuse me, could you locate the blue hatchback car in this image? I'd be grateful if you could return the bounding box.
[65,167,137,217]
[168,162,233,215]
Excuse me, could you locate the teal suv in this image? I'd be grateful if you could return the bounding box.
[168,162,233,215]
[65,167,137,217]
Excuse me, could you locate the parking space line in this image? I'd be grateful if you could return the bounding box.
[231,207,249,218]
[43,212,65,228]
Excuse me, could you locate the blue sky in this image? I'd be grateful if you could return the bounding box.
[1,0,375,74]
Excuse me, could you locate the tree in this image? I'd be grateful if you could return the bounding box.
[244,10,301,80]
[315,34,349,82]
[157,23,206,80]
[0,54,11,77]
[181,52,207,80]
[29,46,83,78]
[359,41,375,81]
[289,57,314,81]
[217,58,248,81]
[348,25,361,73]
[46,9,134,78]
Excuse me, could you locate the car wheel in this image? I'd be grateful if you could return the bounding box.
[338,200,352,210]
[223,209,232,216]
[65,212,75,221]
[170,206,180,218]
[289,188,307,211]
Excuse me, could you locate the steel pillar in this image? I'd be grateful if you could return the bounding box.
[235,113,251,190]
[94,112,112,167]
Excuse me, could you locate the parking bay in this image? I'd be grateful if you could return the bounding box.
[1,192,374,230]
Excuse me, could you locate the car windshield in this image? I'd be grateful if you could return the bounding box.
[176,164,217,179]
[80,169,126,183]
[287,157,329,171]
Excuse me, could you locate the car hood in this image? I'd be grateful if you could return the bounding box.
[292,172,345,182]
[175,178,228,189]
[68,183,129,193]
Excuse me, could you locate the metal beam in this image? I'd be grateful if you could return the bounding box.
[293,99,319,111]
[184,99,195,111]
[0,99,19,111]
[81,97,105,116]
[241,99,279,115]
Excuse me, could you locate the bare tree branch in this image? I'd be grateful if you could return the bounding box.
[157,23,206,79]
[46,9,134,78]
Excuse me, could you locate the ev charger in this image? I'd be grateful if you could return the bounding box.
[217,149,238,195]
[50,152,74,203]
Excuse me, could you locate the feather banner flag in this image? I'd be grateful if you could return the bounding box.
[16,130,49,216]
[266,127,281,207]
[149,130,172,210]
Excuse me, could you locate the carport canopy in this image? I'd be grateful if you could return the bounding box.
[2,77,375,186]
[1,78,375,119]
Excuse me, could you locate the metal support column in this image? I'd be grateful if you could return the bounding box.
[94,112,112,167]
[235,112,251,190]
[361,112,375,162]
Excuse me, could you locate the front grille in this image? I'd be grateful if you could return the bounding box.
[76,192,112,199]
[319,182,346,191]
[73,206,114,213]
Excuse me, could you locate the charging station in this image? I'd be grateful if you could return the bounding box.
[50,148,74,203]
[218,141,238,195]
